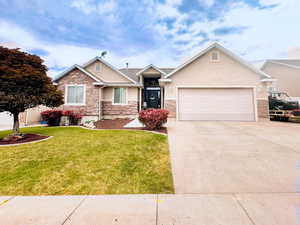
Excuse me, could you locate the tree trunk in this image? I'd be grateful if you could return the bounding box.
[12,112,20,135]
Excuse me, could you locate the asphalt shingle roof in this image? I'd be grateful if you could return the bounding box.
[271,59,300,67]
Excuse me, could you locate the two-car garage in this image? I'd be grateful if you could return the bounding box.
[177,87,257,121]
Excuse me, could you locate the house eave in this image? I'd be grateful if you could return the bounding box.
[103,83,143,87]
[261,78,277,82]
[158,78,172,83]
[136,64,167,76]
[54,64,102,83]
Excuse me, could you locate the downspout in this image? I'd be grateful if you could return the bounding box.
[98,86,105,120]
[139,88,142,111]
[139,74,143,111]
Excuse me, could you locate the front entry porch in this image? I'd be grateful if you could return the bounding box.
[143,87,162,109]
[140,76,164,110]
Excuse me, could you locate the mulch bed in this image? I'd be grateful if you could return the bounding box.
[0,134,49,145]
[94,119,167,134]
[94,119,133,129]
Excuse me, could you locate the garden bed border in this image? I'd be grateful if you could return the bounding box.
[0,136,53,147]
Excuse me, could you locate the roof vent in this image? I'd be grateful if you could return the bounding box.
[211,51,220,62]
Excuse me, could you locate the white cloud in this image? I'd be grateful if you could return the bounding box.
[70,0,94,14]
[199,0,215,7]
[214,1,300,60]
[0,20,177,78]
[97,0,116,15]
[166,0,183,6]
[1,0,300,77]
[71,0,117,16]
[155,0,300,61]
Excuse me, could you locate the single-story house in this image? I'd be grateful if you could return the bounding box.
[54,42,273,122]
[261,59,300,102]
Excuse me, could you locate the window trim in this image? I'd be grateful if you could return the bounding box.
[211,51,220,62]
[112,87,128,105]
[65,84,86,106]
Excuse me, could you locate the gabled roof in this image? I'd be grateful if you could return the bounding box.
[119,68,174,80]
[165,42,271,79]
[82,56,137,83]
[54,64,104,83]
[261,59,300,70]
[136,64,167,76]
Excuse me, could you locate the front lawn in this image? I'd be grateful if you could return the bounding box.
[0,127,174,195]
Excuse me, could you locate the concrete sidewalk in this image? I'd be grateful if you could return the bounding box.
[0,194,299,225]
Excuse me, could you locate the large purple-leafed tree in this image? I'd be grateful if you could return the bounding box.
[0,46,64,135]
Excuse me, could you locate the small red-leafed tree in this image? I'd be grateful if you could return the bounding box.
[0,46,64,135]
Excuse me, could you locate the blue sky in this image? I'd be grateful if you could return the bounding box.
[0,0,299,77]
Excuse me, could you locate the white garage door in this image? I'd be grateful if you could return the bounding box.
[178,88,256,121]
[0,112,13,126]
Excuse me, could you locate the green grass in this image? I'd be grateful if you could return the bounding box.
[0,127,174,195]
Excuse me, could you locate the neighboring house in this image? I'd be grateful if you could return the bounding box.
[261,59,300,101]
[54,42,273,122]
[0,106,48,128]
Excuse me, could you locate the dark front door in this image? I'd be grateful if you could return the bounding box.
[144,89,161,109]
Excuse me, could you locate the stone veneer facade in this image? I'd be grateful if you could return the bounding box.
[57,70,100,117]
[102,101,138,119]
[57,69,139,120]
[165,100,176,118]
[257,99,269,118]
[165,99,269,119]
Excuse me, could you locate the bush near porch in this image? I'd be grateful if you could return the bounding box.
[41,110,83,126]
[139,109,169,130]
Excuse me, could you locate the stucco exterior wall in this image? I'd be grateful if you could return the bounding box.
[85,61,131,83]
[262,62,300,97]
[57,69,100,116]
[142,67,161,75]
[164,48,268,100]
[102,87,138,102]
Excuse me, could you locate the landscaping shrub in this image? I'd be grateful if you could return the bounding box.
[63,110,83,125]
[138,109,169,130]
[41,110,63,126]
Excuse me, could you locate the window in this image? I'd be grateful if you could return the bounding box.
[66,85,85,105]
[211,51,220,62]
[95,63,101,71]
[113,88,127,104]
[268,86,277,93]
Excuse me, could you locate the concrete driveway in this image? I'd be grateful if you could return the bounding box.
[167,120,300,224]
